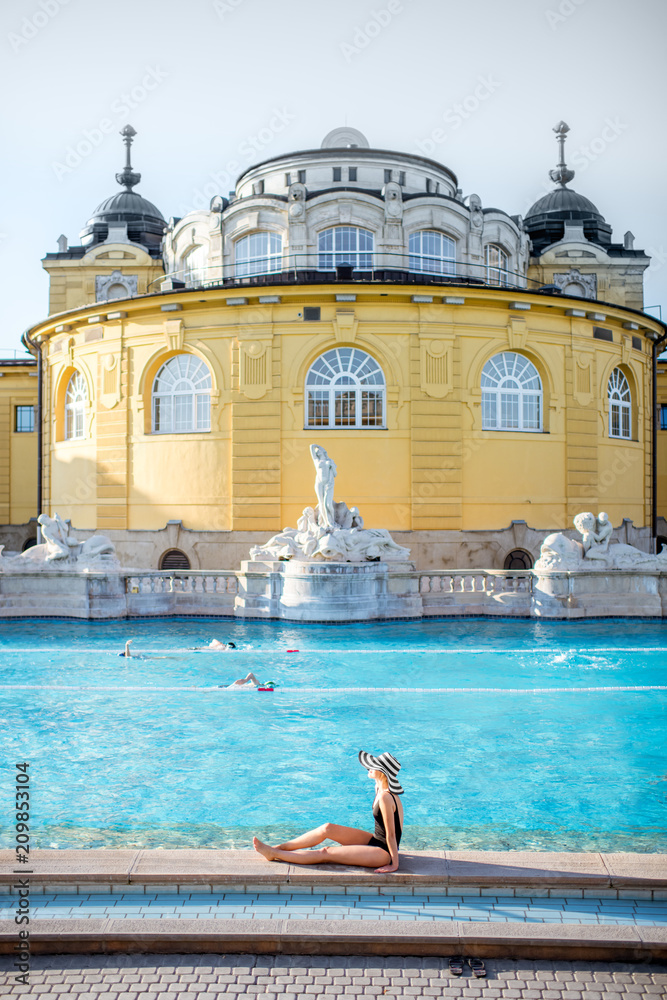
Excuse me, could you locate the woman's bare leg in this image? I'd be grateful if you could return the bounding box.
[275,822,371,851]
[253,838,390,869]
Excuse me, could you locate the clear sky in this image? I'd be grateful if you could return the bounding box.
[1,0,665,353]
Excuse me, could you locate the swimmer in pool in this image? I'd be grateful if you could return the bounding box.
[191,639,237,650]
[224,672,262,689]
[118,639,135,657]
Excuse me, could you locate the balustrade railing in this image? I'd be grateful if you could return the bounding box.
[125,571,238,600]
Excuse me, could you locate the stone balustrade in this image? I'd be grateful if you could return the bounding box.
[419,569,533,616]
[125,571,238,615]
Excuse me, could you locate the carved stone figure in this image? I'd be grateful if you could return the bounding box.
[0,513,117,570]
[469,194,483,230]
[382,182,403,221]
[249,444,411,564]
[535,511,667,571]
[288,183,306,220]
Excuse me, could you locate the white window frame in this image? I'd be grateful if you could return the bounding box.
[234,232,282,277]
[318,226,374,271]
[485,244,509,286]
[608,367,632,439]
[408,230,456,275]
[152,355,212,434]
[305,347,386,429]
[182,245,208,286]
[65,371,88,441]
[481,352,543,432]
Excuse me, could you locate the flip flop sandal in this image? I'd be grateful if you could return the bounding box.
[467,957,487,978]
[448,956,464,976]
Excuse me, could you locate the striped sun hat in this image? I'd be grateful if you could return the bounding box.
[358,750,404,795]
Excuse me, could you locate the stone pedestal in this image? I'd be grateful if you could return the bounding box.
[532,570,664,618]
[234,559,420,621]
[0,571,127,619]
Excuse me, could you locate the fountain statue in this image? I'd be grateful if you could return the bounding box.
[249,444,411,563]
[0,513,118,571]
[236,444,418,621]
[535,511,667,571]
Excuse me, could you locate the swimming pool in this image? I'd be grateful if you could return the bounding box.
[1,618,665,852]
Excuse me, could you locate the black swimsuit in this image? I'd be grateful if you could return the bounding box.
[367,792,402,851]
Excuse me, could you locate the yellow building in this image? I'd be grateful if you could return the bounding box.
[0,358,38,541]
[12,124,666,569]
[657,356,667,544]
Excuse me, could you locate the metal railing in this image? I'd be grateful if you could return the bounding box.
[149,252,546,295]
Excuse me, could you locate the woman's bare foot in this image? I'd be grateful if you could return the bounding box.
[253,836,278,861]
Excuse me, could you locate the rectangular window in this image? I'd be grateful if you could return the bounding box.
[500,392,519,429]
[622,407,630,438]
[297,169,306,183]
[661,405,667,431]
[285,172,291,187]
[425,178,432,193]
[307,391,329,427]
[15,406,35,433]
[334,390,356,426]
[304,306,321,321]
[398,171,406,186]
[384,169,392,183]
[593,327,613,342]
[252,180,264,195]
[333,167,341,182]
[611,403,620,438]
[348,167,357,181]
[523,396,540,431]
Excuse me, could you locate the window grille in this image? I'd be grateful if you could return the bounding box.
[15,406,35,433]
[318,226,374,270]
[481,352,542,432]
[485,244,509,286]
[152,355,212,434]
[408,231,456,275]
[234,232,282,277]
[608,368,631,439]
[503,549,533,570]
[159,548,191,570]
[65,372,88,440]
[305,347,385,429]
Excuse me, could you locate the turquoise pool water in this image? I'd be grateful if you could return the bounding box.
[1,618,666,852]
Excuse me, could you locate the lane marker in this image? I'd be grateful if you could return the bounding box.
[1,645,667,655]
[0,684,665,694]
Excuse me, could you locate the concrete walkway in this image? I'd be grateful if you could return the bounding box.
[1,953,666,997]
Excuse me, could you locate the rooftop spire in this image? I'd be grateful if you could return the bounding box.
[115,124,141,192]
[548,120,575,188]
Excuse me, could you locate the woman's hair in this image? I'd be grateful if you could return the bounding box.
[227,642,236,649]
[374,769,389,786]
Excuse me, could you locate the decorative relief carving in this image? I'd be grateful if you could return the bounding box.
[333,310,358,342]
[574,352,594,407]
[239,340,271,399]
[163,319,184,352]
[507,317,528,350]
[95,269,137,302]
[101,353,120,409]
[420,339,452,398]
[553,268,597,299]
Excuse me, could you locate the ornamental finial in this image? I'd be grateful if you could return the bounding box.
[548,120,575,188]
[115,124,141,192]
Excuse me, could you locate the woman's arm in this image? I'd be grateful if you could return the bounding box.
[375,792,399,874]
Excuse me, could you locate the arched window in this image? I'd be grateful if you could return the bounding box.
[235,232,282,277]
[152,355,212,433]
[182,245,207,286]
[318,227,374,270]
[159,548,191,570]
[409,231,456,275]
[305,348,385,428]
[485,244,509,286]
[65,371,88,440]
[481,352,542,431]
[608,368,631,439]
[503,549,533,570]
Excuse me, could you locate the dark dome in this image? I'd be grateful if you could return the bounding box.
[80,189,165,250]
[525,186,602,220]
[524,185,612,253]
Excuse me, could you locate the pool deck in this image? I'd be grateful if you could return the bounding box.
[2,849,666,962]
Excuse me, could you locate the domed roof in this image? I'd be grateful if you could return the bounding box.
[79,125,165,251]
[525,186,603,220]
